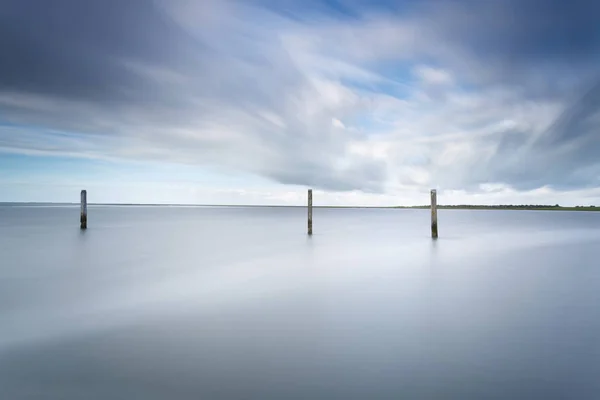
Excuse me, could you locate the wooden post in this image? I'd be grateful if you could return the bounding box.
[431,189,438,239]
[80,190,87,230]
[307,189,313,235]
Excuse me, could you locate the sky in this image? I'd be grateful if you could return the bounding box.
[1,0,599,206]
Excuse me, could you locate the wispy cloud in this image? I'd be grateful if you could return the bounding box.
[1,0,599,199]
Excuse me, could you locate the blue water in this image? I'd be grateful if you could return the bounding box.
[1,206,599,399]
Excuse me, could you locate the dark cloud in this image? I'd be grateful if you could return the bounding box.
[0,0,305,125]
[403,0,600,191]
[476,76,600,191]
[541,79,600,147]
[444,0,600,61]
[0,0,207,104]
[418,0,600,98]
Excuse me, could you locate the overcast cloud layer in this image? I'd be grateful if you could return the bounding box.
[1,0,600,199]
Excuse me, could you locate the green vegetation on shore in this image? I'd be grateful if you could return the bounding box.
[394,205,599,211]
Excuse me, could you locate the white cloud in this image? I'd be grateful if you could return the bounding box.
[1,0,599,204]
[332,118,345,129]
[413,65,454,86]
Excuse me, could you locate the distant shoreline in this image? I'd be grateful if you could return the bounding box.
[394,205,599,211]
[1,203,598,211]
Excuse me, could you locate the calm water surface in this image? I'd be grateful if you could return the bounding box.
[1,206,599,399]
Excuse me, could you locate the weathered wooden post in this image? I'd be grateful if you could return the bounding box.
[307,189,313,235]
[431,189,438,239]
[80,190,87,230]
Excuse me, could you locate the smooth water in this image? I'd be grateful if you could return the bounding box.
[1,206,599,399]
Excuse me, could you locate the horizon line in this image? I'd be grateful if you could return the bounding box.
[0,202,597,209]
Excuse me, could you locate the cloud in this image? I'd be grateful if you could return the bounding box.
[413,66,454,86]
[485,78,600,190]
[1,0,599,197]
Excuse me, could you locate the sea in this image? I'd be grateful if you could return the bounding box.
[1,205,599,399]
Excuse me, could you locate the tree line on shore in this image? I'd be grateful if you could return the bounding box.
[398,204,597,209]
